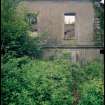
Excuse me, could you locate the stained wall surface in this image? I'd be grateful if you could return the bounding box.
[42,49,103,62]
[19,1,94,45]
[18,1,103,62]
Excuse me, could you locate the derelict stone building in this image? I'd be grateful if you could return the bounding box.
[18,0,103,62]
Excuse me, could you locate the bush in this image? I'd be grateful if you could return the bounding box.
[77,60,104,105]
[1,0,42,58]
[1,57,74,105]
[1,57,104,105]
[78,80,104,105]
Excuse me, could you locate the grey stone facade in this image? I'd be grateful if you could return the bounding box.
[18,0,103,62]
[19,0,94,46]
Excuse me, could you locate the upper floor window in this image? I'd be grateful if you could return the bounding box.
[64,13,76,25]
[26,12,39,37]
[64,13,76,40]
[26,13,37,25]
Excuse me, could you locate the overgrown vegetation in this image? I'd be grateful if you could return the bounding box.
[92,0,104,45]
[1,0,104,105]
[1,0,42,59]
[77,60,104,105]
[1,57,104,105]
[1,57,73,105]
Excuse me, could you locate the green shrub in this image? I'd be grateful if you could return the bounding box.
[1,57,73,105]
[77,60,104,105]
[1,0,42,58]
[84,60,104,80]
[78,80,104,105]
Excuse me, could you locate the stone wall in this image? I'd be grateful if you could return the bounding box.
[19,0,94,45]
[42,49,103,62]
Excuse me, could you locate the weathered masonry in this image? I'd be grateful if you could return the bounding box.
[42,48,103,62]
[19,0,95,45]
[18,0,103,62]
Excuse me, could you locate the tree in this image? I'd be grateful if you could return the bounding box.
[1,0,42,59]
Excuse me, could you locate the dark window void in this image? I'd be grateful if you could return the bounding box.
[26,13,37,25]
[64,13,76,16]
[100,49,104,54]
[64,13,76,40]
[26,13,38,33]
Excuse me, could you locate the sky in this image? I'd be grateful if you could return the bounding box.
[100,0,104,4]
[64,16,75,24]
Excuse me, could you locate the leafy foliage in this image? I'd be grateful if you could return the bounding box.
[1,0,42,58]
[1,57,74,105]
[93,0,104,45]
[1,57,104,105]
[77,60,104,105]
[78,80,104,105]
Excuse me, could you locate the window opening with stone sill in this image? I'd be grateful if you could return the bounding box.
[26,13,38,37]
[64,13,76,40]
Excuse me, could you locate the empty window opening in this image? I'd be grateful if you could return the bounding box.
[26,13,38,37]
[64,13,76,40]
[26,13,37,25]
